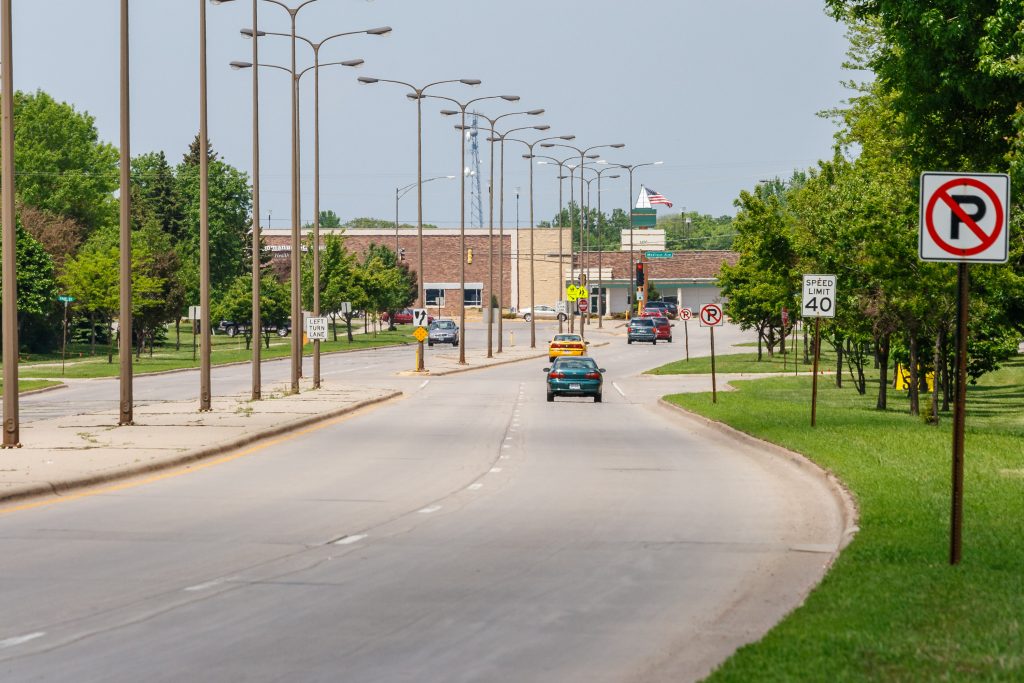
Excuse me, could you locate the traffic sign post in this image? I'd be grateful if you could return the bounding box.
[680,307,693,361]
[919,172,1011,565]
[699,304,724,402]
[781,307,789,372]
[802,275,837,427]
[58,295,74,375]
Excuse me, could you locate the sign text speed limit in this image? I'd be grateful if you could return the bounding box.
[802,274,836,319]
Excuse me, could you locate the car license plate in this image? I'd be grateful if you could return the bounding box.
[569,383,581,390]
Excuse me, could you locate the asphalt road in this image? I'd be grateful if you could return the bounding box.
[0,321,845,682]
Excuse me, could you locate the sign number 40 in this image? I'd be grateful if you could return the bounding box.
[802,274,836,319]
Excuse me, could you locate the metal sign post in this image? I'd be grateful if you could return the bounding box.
[919,171,1010,565]
[699,303,723,403]
[680,307,692,361]
[802,275,836,427]
[58,295,74,375]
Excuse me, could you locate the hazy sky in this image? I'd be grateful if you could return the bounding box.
[11,1,850,229]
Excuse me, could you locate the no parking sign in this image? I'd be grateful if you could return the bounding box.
[920,173,1010,263]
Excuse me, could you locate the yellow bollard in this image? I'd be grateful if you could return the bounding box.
[510,331,515,347]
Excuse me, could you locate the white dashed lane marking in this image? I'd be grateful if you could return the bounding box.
[334,534,368,545]
[0,632,45,649]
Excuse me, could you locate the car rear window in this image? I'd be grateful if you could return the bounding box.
[631,318,654,326]
[653,317,669,324]
[554,358,597,370]
[553,335,581,342]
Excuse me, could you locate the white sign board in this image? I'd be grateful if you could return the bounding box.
[919,172,1010,263]
[411,308,430,328]
[699,303,723,327]
[188,305,201,320]
[679,308,693,321]
[555,300,567,315]
[340,302,352,314]
[305,316,328,341]
[802,274,836,319]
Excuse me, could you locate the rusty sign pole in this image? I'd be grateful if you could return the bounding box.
[950,262,969,565]
[683,319,689,361]
[710,324,717,404]
[811,317,821,427]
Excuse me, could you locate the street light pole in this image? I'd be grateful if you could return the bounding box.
[1,0,19,445]
[535,154,574,333]
[594,168,621,327]
[395,176,454,253]
[471,109,544,359]
[357,77,480,372]
[434,95,520,365]
[198,0,213,411]
[118,0,134,426]
[505,134,577,348]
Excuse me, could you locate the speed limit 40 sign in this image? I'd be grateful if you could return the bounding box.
[802,274,836,319]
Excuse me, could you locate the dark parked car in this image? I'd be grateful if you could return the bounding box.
[544,356,606,402]
[651,316,673,342]
[627,317,657,344]
[641,301,675,319]
[218,320,289,337]
[428,319,459,347]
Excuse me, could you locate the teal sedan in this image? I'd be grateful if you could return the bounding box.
[544,357,606,403]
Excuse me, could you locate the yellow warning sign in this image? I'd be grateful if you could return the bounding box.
[412,326,428,343]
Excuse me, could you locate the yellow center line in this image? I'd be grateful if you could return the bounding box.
[0,408,366,518]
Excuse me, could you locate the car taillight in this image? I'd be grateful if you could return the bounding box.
[548,372,564,379]
[584,372,601,379]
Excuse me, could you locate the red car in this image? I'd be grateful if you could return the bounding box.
[382,309,434,325]
[651,316,673,342]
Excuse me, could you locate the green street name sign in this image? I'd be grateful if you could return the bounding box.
[57,295,75,303]
[644,251,673,259]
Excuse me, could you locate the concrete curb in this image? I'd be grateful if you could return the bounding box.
[0,390,403,505]
[657,398,860,551]
[19,383,69,397]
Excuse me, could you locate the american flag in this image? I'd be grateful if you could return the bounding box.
[647,188,673,208]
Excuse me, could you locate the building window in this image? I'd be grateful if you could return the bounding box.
[463,287,482,306]
[426,288,445,306]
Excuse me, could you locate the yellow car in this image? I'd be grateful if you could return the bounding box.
[548,333,587,362]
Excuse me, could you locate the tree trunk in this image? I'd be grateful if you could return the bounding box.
[90,311,97,357]
[175,317,181,351]
[908,335,920,416]
[346,314,354,343]
[757,327,763,361]
[930,327,943,424]
[331,313,338,342]
[835,334,844,388]
[942,331,952,412]
[876,334,890,410]
[803,323,810,364]
[108,317,115,364]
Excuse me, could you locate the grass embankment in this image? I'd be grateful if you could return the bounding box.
[649,346,837,375]
[659,354,1024,680]
[0,380,63,393]
[17,324,411,380]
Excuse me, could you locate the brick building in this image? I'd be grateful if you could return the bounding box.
[263,226,736,317]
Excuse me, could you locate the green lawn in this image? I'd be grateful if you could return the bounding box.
[648,346,837,375]
[17,323,412,380]
[664,355,1024,681]
[0,379,63,393]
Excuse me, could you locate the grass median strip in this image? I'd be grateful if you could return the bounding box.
[663,355,1024,680]
[1,380,63,393]
[16,326,411,380]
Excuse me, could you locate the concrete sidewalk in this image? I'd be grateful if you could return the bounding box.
[0,381,400,504]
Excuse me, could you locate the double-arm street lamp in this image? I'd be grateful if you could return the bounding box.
[239,23,384,389]
[535,153,579,333]
[395,176,454,252]
[2,0,22,444]
[468,109,544,358]
[435,95,525,364]
[356,76,481,372]
[610,161,664,313]
[541,142,625,340]
[504,134,577,348]
[486,124,552,353]
[592,166,621,327]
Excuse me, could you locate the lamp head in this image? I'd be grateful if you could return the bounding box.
[460,79,482,86]
[240,28,266,38]
[610,143,626,149]
[440,109,459,116]
[586,153,600,159]
[366,26,393,36]
[357,77,379,84]
[341,59,365,68]
[533,125,551,131]
[501,95,521,102]
[527,108,545,115]
[559,135,576,140]
[230,61,253,70]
